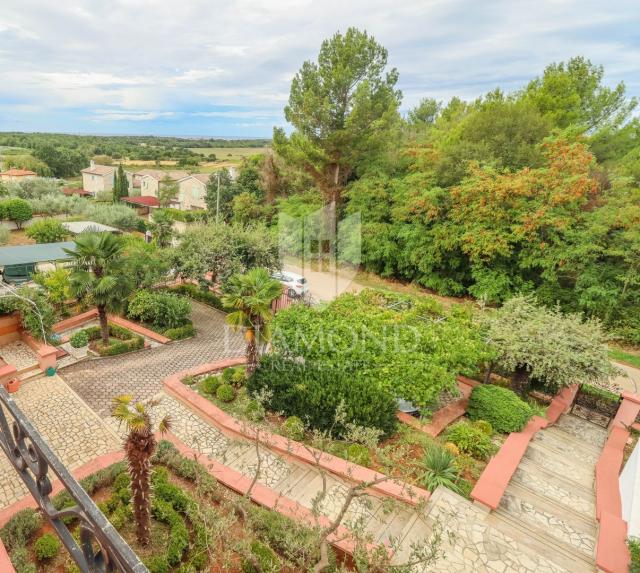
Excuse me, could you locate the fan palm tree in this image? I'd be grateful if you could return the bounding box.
[221,268,283,374]
[65,232,131,346]
[112,395,170,546]
[147,209,174,248]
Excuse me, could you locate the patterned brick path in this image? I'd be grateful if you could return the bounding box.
[59,303,245,418]
[0,375,120,509]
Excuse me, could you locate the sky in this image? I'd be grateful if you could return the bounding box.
[0,0,639,138]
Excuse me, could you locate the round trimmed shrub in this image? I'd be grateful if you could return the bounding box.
[445,421,496,461]
[221,367,235,384]
[346,443,371,467]
[34,533,60,561]
[201,375,221,395]
[216,383,235,402]
[69,330,89,348]
[282,416,305,441]
[467,385,533,433]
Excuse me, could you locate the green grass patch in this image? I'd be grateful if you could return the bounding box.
[609,347,640,369]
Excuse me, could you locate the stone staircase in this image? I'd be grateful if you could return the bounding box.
[491,413,607,573]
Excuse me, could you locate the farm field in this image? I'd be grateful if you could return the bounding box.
[188,146,268,161]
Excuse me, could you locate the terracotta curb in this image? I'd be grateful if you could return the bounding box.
[163,358,431,508]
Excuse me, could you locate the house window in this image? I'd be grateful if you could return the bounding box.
[192,185,199,199]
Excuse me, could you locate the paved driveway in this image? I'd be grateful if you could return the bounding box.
[59,302,245,417]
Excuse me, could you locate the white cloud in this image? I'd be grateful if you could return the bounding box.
[0,0,637,134]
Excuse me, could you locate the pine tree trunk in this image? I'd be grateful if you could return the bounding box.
[126,433,155,546]
[98,305,109,346]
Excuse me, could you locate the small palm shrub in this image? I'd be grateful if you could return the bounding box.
[34,533,60,561]
[467,385,533,433]
[69,330,89,348]
[282,416,305,441]
[420,446,462,494]
[216,384,235,402]
[445,421,497,461]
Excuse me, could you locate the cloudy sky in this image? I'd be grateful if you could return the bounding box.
[0,0,639,137]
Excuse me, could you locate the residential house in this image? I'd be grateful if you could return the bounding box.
[81,161,115,194]
[0,169,37,182]
[139,170,189,205]
[176,174,210,210]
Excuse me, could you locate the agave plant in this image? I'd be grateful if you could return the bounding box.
[420,445,462,494]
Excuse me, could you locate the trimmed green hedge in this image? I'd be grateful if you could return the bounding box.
[82,324,144,356]
[467,385,533,433]
[166,283,224,310]
[127,290,191,330]
[163,323,195,340]
[248,354,397,438]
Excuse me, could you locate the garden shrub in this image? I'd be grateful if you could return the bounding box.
[151,498,189,566]
[167,283,224,310]
[9,546,36,573]
[145,555,170,573]
[127,289,191,330]
[0,509,42,551]
[282,416,305,441]
[34,533,60,561]
[629,537,640,573]
[163,323,195,340]
[473,420,493,435]
[216,383,235,402]
[241,541,280,573]
[344,443,371,467]
[245,399,265,421]
[95,335,144,356]
[69,330,89,348]
[3,198,33,228]
[25,218,67,243]
[444,442,460,456]
[248,354,397,438]
[445,421,497,461]
[467,385,533,433]
[181,375,197,386]
[201,375,221,395]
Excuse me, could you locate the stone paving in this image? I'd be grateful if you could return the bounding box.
[0,375,120,509]
[59,302,245,417]
[0,341,39,372]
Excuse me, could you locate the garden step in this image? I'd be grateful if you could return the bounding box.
[272,465,316,496]
[218,442,252,466]
[553,414,608,449]
[288,471,340,508]
[532,427,601,464]
[499,483,596,558]
[490,509,595,573]
[372,506,415,546]
[523,441,594,489]
[511,461,595,518]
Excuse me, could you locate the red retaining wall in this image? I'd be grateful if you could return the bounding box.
[470,416,548,510]
[164,358,432,508]
[593,391,640,573]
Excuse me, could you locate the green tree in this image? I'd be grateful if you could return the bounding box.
[3,198,33,229]
[25,218,68,243]
[65,233,132,345]
[525,56,637,131]
[482,295,616,397]
[147,209,174,247]
[112,164,129,202]
[222,268,282,374]
[273,27,401,204]
[204,169,237,221]
[158,177,179,207]
[33,145,88,178]
[112,396,170,546]
[122,236,171,289]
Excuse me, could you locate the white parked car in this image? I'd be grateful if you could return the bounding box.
[271,271,309,297]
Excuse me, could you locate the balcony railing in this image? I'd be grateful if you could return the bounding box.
[0,385,147,572]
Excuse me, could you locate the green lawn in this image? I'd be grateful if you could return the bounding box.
[608,347,640,369]
[188,147,268,161]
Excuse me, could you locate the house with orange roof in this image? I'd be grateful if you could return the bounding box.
[81,161,115,195]
[0,168,37,182]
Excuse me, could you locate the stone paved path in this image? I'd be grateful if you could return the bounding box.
[59,302,245,417]
[0,375,120,509]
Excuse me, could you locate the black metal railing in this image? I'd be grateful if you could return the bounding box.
[0,386,147,572]
[570,384,622,428]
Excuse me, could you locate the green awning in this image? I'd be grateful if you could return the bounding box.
[0,242,76,267]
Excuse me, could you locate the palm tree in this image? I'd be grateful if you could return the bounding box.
[112,395,170,546]
[147,209,174,248]
[65,232,131,346]
[222,268,283,374]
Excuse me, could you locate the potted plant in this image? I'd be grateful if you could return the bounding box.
[69,330,89,358]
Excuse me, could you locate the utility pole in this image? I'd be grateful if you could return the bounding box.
[215,171,221,224]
